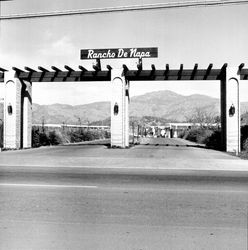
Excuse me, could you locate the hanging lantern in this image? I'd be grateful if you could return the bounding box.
[114,102,119,116]
[229,104,235,117]
[7,103,13,115]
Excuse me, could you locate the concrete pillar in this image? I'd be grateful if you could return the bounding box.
[22,81,32,148]
[111,68,129,147]
[125,81,130,147]
[4,71,22,149]
[4,71,32,149]
[220,67,240,154]
[173,125,178,138]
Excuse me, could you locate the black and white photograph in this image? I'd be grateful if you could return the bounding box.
[0,0,248,249]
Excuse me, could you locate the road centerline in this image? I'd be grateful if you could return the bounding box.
[0,183,98,189]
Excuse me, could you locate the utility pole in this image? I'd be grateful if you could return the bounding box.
[0,0,13,35]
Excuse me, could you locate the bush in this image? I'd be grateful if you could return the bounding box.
[241,125,248,151]
[32,128,62,147]
[205,129,222,150]
[67,129,110,143]
[184,128,213,144]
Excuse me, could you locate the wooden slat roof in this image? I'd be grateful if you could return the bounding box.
[0,64,247,82]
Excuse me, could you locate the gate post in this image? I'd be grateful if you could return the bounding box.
[22,81,32,148]
[111,68,129,148]
[220,66,240,154]
[4,71,22,149]
[4,71,32,149]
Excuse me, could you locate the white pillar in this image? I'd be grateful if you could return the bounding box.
[125,81,130,147]
[23,81,32,148]
[173,125,178,138]
[4,71,22,149]
[111,69,129,148]
[221,67,240,154]
[226,67,240,154]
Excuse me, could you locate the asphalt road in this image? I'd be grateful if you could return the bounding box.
[0,167,248,250]
[0,138,248,249]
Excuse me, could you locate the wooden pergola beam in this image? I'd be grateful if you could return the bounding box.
[190,64,198,80]
[93,59,101,72]
[51,66,62,72]
[239,63,245,71]
[78,65,88,72]
[12,67,24,73]
[177,64,183,80]
[203,63,213,80]
[5,63,247,82]
[24,66,37,72]
[164,64,169,80]
[0,67,7,82]
[106,65,112,71]
[217,63,228,80]
[0,67,7,72]
[64,65,75,72]
[38,66,49,72]
[150,64,156,79]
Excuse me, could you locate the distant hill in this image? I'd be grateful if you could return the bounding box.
[31,90,248,125]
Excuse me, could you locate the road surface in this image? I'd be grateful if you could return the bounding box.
[0,166,248,250]
[0,138,247,249]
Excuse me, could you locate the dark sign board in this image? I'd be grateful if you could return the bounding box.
[81,47,158,60]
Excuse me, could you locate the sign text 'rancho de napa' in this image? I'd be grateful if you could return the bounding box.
[80,47,158,60]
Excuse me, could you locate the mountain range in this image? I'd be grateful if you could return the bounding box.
[32,90,248,125]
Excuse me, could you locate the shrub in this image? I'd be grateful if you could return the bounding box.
[241,125,248,151]
[184,128,213,144]
[48,131,62,145]
[32,128,62,147]
[205,129,222,150]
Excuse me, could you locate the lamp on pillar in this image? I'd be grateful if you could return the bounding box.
[113,102,119,116]
[7,103,12,115]
[229,104,235,117]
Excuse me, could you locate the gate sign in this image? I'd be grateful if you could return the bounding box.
[81,47,158,60]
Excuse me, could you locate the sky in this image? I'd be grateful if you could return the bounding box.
[0,0,248,105]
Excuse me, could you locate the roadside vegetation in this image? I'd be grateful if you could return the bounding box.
[32,126,110,148]
[179,109,248,158]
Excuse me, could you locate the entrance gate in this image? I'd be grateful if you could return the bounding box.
[0,62,247,154]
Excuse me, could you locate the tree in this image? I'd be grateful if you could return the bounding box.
[185,107,217,128]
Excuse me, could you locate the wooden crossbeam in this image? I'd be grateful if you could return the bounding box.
[0,67,7,72]
[190,64,198,80]
[38,66,49,72]
[93,59,101,72]
[164,64,169,80]
[239,63,245,71]
[0,72,4,82]
[64,65,74,72]
[78,65,88,72]
[106,65,112,71]
[38,66,49,82]
[24,66,37,72]
[7,63,248,82]
[178,64,183,80]
[51,66,62,72]
[150,64,156,79]
[203,64,213,80]
[24,66,37,80]
[63,65,75,81]
[106,65,112,78]
[51,66,62,81]
[12,67,24,73]
[218,63,228,80]
[12,67,24,77]
[123,64,129,76]
[240,68,248,80]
